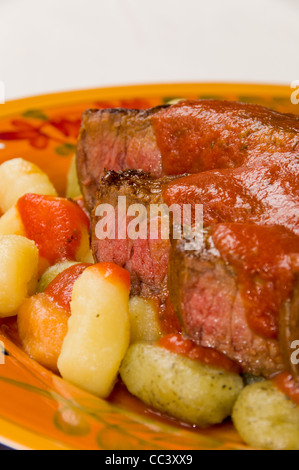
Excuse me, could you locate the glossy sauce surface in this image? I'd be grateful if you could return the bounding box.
[158,333,241,374]
[212,224,299,339]
[163,152,299,237]
[17,194,90,264]
[153,100,299,176]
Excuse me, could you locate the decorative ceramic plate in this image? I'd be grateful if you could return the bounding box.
[0,83,297,450]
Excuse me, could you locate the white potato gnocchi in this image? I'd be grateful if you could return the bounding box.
[120,343,244,428]
[75,231,94,264]
[232,381,299,450]
[0,235,39,317]
[129,297,162,343]
[0,158,57,213]
[58,265,130,398]
[0,205,25,236]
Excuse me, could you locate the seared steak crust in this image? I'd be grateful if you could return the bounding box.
[77,107,166,211]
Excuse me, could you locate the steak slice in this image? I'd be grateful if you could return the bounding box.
[77,99,299,211]
[77,107,166,211]
[169,223,299,377]
[91,170,176,298]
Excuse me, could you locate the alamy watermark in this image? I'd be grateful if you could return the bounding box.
[0,81,5,104]
[0,341,5,365]
[291,340,299,365]
[95,197,204,251]
[291,81,299,105]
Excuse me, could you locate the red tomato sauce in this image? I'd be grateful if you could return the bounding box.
[152,101,246,175]
[211,224,299,339]
[150,296,182,336]
[45,263,91,313]
[158,333,241,374]
[152,100,299,176]
[17,194,90,265]
[89,262,131,292]
[272,372,299,406]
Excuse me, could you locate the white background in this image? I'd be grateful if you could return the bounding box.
[0,0,298,100]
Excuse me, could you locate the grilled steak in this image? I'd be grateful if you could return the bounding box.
[77,100,299,211]
[80,99,299,377]
[169,224,299,377]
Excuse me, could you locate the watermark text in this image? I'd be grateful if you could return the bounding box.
[291,80,299,105]
[95,197,204,251]
[0,341,5,365]
[291,340,299,365]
